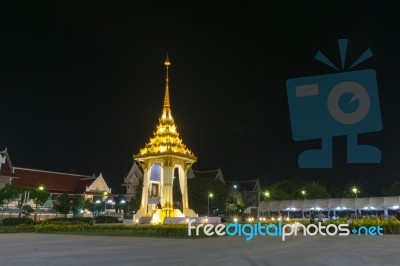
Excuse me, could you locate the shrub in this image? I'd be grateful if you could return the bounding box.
[2,218,34,226]
[95,216,121,223]
[45,217,93,223]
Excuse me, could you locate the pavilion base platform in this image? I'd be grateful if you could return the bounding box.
[135,208,199,224]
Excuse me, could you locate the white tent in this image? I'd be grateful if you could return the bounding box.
[258,196,400,213]
[244,206,257,214]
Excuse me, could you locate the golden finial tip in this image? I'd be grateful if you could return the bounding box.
[164,54,171,66]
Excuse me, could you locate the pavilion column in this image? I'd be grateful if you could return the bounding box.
[141,168,150,215]
[178,166,188,210]
[162,166,174,208]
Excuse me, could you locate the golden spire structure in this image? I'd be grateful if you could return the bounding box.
[135,55,197,161]
[162,54,172,120]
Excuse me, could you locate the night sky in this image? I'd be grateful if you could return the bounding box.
[1,1,399,195]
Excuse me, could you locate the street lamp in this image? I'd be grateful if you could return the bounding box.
[233,185,237,189]
[95,199,102,215]
[207,193,213,217]
[301,190,306,197]
[352,187,358,198]
[34,185,45,222]
[264,191,270,201]
[352,187,359,218]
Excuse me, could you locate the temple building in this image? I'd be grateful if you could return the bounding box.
[187,167,225,183]
[134,56,197,223]
[122,161,143,201]
[0,148,112,209]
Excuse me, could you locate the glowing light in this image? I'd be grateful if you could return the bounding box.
[95,200,101,204]
[271,217,275,221]
[233,218,238,223]
[285,217,290,221]
[393,205,399,209]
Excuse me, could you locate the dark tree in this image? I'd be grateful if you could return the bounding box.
[188,176,228,216]
[53,193,71,218]
[383,182,400,196]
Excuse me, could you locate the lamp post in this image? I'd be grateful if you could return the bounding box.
[120,199,126,216]
[352,187,358,217]
[352,187,358,198]
[34,185,44,222]
[264,191,270,201]
[207,193,213,217]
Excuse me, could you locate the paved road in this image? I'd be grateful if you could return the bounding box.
[0,233,399,266]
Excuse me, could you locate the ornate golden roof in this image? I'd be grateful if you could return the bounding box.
[135,56,197,161]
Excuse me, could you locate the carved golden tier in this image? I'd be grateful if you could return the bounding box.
[135,55,197,162]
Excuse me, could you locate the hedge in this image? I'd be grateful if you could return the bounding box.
[33,223,215,237]
[95,216,121,223]
[45,217,93,223]
[2,218,34,226]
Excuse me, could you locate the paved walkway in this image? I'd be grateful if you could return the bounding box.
[0,233,399,266]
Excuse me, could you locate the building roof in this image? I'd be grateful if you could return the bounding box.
[188,168,225,183]
[191,169,219,178]
[12,167,97,194]
[135,56,196,162]
[0,148,111,195]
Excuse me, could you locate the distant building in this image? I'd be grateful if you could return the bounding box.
[225,179,262,208]
[0,148,112,208]
[122,161,143,201]
[0,149,13,190]
[187,168,225,183]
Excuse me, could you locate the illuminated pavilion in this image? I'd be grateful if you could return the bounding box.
[134,56,198,223]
